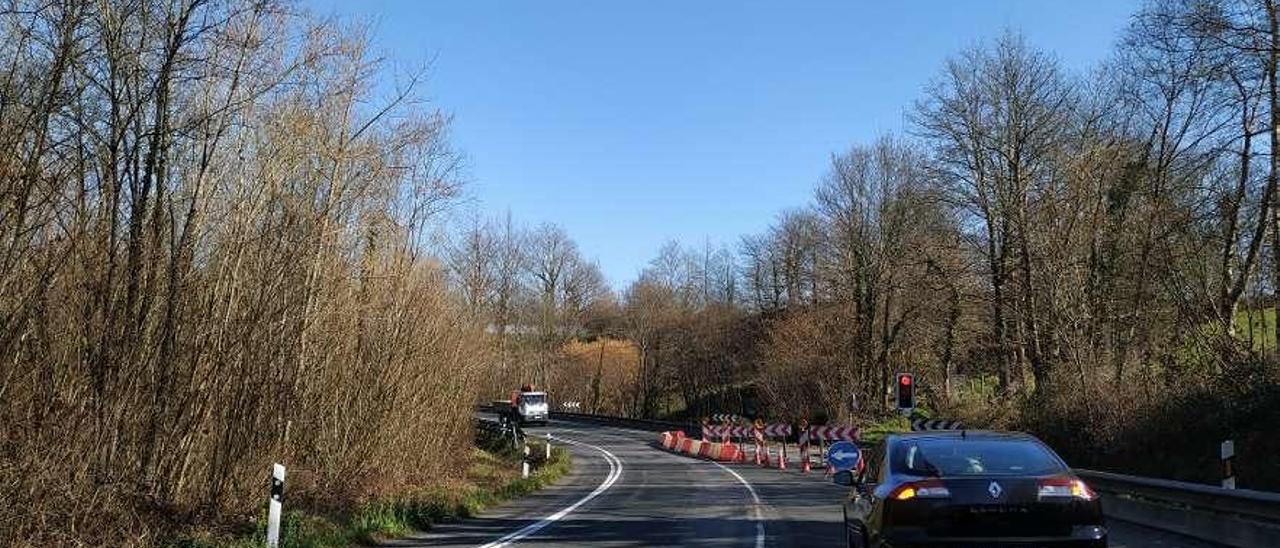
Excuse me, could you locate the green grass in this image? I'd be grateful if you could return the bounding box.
[1165,308,1277,374]
[1234,307,1277,352]
[346,443,571,545]
[1170,307,1280,373]
[860,414,911,444]
[179,443,572,548]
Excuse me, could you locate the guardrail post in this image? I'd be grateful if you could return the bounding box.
[266,463,285,548]
[1221,439,1236,489]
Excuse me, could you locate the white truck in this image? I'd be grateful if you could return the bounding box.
[493,385,549,426]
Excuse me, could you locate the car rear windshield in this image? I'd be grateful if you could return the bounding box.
[893,438,1066,477]
[521,394,546,405]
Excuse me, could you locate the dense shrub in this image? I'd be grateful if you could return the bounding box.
[1022,365,1280,490]
[0,2,484,544]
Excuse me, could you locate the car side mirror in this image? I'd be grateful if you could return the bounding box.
[833,470,855,487]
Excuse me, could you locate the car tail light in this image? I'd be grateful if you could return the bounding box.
[1037,477,1097,501]
[891,479,951,500]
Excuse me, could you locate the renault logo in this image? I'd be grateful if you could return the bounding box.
[988,481,1003,499]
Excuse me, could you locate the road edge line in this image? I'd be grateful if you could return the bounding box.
[556,419,767,548]
[709,460,766,548]
[477,434,623,548]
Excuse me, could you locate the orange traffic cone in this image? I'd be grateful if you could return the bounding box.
[800,445,811,473]
[778,444,787,470]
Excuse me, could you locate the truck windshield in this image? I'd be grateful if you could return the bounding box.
[521,394,546,405]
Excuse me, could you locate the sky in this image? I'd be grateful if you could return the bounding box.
[302,0,1139,288]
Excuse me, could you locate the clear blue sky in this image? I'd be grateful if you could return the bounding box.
[303,1,1138,288]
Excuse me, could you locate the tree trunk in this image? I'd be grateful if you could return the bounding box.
[942,284,961,400]
[990,228,1011,393]
[1019,229,1047,393]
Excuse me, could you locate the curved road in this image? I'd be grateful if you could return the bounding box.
[386,418,1218,547]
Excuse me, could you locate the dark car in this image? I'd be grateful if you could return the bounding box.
[835,430,1106,548]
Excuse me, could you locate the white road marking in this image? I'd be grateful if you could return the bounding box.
[478,433,623,548]
[546,422,766,548]
[710,460,766,548]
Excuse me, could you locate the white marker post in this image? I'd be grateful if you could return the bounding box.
[1221,440,1236,489]
[545,433,552,460]
[522,444,530,479]
[267,463,286,548]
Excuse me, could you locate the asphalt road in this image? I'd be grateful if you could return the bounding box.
[386,418,1221,547]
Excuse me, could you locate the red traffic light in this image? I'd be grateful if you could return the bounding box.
[896,373,915,411]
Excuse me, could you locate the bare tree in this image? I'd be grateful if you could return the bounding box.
[913,32,1075,394]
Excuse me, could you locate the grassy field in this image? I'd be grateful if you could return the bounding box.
[178,441,571,548]
[1234,307,1277,352]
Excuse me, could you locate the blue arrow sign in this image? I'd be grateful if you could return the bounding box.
[827,441,861,472]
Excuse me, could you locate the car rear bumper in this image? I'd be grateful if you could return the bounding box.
[881,525,1106,548]
[884,541,1105,548]
[885,542,1104,548]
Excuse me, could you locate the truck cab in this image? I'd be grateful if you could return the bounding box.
[515,391,549,425]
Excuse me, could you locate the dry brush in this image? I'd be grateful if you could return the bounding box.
[0,1,486,544]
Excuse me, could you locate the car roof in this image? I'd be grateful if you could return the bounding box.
[886,430,1041,443]
[880,430,1070,476]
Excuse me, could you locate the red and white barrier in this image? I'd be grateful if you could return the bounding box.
[697,441,713,458]
[808,425,859,441]
[807,425,857,472]
[660,431,676,450]
[762,424,792,437]
[659,419,861,473]
[703,425,747,439]
[722,443,742,462]
[703,423,794,441]
[753,425,769,467]
[657,430,746,463]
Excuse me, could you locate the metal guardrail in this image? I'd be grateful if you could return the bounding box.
[1077,469,1280,523]
[551,411,699,434]
[475,404,699,435]
[1073,469,1280,546]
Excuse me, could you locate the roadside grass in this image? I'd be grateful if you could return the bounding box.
[178,442,570,548]
[1233,307,1276,352]
[859,415,910,444]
